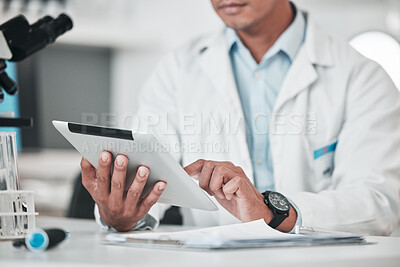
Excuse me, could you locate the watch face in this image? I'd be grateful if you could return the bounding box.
[268,192,290,212]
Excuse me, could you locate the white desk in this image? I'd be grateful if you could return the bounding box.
[0,216,399,267]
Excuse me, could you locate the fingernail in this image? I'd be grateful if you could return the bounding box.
[116,156,125,167]
[158,183,166,191]
[101,152,108,162]
[138,166,148,177]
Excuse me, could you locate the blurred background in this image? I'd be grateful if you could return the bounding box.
[0,0,399,224]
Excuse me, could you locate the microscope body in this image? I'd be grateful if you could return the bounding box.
[0,13,73,101]
[0,13,72,127]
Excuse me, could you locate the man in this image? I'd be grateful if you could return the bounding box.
[81,0,400,235]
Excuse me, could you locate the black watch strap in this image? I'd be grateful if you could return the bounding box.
[268,213,288,229]
[263,191,290,229]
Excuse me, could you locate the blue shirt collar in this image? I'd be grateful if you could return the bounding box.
[225,4,306,63]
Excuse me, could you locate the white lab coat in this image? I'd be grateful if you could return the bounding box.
[97,13,400,235]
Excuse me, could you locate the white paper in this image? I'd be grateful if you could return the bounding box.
[107,219,301,245]
[106,220,365,249]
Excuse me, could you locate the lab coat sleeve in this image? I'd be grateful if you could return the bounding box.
[288,60,400,236]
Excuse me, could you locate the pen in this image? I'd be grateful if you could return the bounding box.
[295,226,354,236]
[13,228,69,252]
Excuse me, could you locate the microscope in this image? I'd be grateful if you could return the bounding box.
[0,13,73,127]
[0,13,73,239]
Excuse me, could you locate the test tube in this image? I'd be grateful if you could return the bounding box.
[0,132,21,237]
[0,132,19,191]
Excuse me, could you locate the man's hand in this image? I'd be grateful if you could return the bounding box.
[81,151,167,232]
[184,159,297,232]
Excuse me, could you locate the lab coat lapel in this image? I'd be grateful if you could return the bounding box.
[273,14,334,113]
[197,34,242,113]
[273,47,317,113]
[197,32,254,182]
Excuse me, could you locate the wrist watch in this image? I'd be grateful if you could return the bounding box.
[262,191,290,229]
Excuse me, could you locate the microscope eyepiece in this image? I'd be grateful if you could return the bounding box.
[42,14,73,44]
[30,16,54,30]
[0,13,73,62]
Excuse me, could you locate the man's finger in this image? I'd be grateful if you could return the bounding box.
[95,151,112,201]
[209,166,237,199]
[222,176,244,200]
[184,160,237,177]
[184,159,206,178]
[109,155,128,209]
[222,161,235,167]
[125,166,150,206]
[137,181,166,218]
[80,157,97,196]
[198,161,218,196]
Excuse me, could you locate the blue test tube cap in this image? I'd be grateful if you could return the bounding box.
[25,229,49,252]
